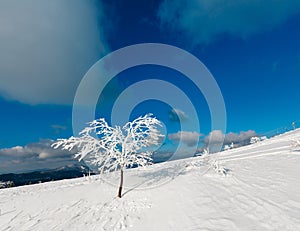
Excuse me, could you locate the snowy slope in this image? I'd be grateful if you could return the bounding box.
[1,129,300,231]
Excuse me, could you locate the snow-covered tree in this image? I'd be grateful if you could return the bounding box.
[224,142,235,151]
[223,144,231,151]
[250,136,267,144]
[52,114,163,198]
[250,136,260,144]
[0,181,14,189]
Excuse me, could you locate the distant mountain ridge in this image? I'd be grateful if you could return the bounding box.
[0,164,93,188]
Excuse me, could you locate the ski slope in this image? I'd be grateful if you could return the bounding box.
[1,129,300,230]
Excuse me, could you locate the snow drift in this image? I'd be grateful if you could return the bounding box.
[1,129,300,230]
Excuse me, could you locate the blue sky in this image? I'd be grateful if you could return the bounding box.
[0,0,300,173]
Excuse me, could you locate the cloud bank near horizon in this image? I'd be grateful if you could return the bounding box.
[168,131,202,147]
[158,0,300,45]
[203,130,257,148]
[0,129,258,173]
[0,139,76,174]
[0,0,109,105]
[168,129,257,148]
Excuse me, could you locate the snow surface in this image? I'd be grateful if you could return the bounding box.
[1,129,300,230]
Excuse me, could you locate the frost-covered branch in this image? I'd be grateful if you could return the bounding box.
[52,114,163,198]
[52,114,163,173]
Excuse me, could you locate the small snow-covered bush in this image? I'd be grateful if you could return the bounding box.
[0,181,14,189]
[250,136,260,144]
[250,136,267,144]
[260,136,267,141]
[211,160,231,176]
[224,145,231,151]
[224,142,235,151]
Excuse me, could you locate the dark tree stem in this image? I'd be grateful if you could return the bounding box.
[118,169,123,198]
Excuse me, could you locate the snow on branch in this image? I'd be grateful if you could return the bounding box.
[52,114,164,173]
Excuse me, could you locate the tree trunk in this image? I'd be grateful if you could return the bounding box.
[118,169,123,198]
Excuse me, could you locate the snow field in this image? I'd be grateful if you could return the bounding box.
[1,129,300,230]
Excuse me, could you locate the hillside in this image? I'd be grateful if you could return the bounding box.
[1,130,300,230]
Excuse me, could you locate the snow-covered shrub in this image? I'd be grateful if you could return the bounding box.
[250,136,268,144]
[211,160,231,176]
[52,114,163,198]
[260,136,267,141]
[250,136,260,144]
[0,181,14,189]
[224,145,230,151]
[224,142,235,151]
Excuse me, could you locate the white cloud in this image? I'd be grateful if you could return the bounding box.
[0,0,109,105]
[225,130,256,145]
[204,129,257,146]
[205,130,225,144]
[169,108,189,122]
[168,131,202,146]
[0,139,76,173]
[158,0,300,45]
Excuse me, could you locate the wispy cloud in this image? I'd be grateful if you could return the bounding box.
[169,108,189,122]
[0,0,110,105]
[158,0,300,45]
